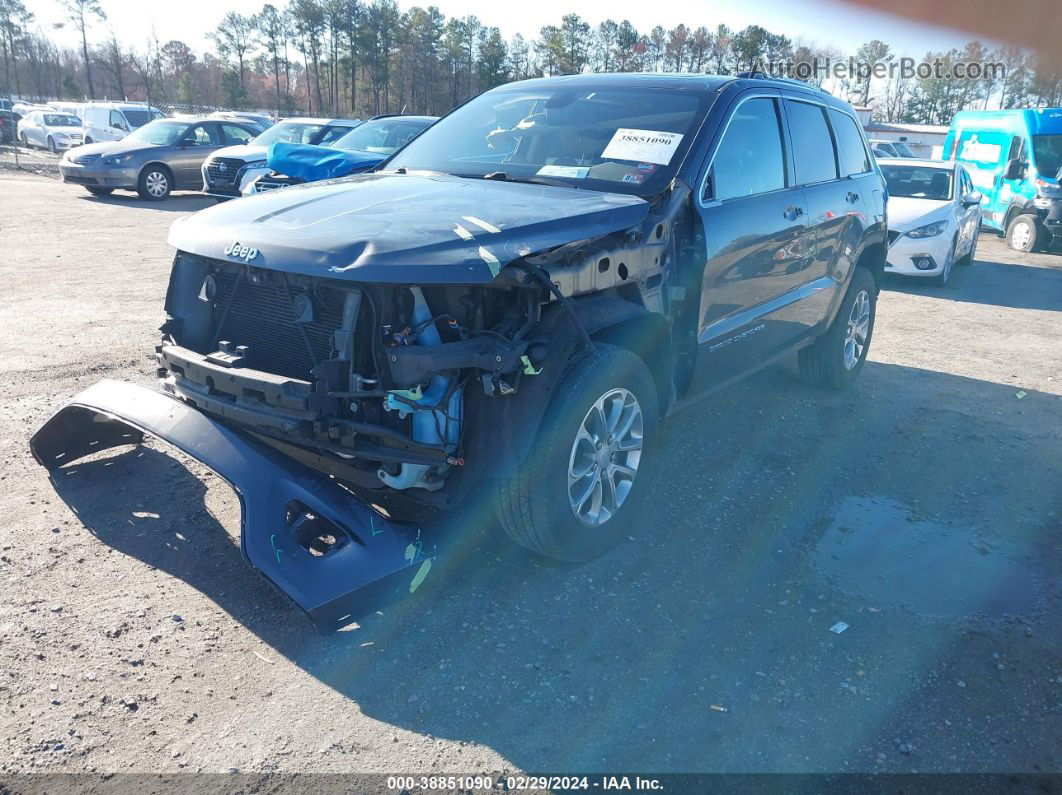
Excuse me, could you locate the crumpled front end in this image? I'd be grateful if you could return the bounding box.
[30,380,435,631]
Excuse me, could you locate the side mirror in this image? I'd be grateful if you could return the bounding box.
[1004,159,1026,181]
[962,191,983,207]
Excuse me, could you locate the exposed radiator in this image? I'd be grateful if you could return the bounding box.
[210,267,346,381]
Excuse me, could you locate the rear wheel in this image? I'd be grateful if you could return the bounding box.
[1007,213,1044,253]
[799,267,876,391]
[495,343,658,562]
[137,165,172,200]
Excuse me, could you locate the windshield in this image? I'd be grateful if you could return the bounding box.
[386,86,710,195]
[331,119,430,154]
[253,120,355,147]
[882,165,953,199]
[1032,134,1062,179]
[124,120,188,146]
[43,114,81,127]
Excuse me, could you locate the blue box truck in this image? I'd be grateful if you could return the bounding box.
[942,108,1062,252]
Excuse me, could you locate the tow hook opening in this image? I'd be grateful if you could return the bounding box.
[285,501,348,557]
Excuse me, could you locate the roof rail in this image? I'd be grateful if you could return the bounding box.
[737,71,829,93]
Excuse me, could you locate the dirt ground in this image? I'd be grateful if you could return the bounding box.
[1,173,1060,779]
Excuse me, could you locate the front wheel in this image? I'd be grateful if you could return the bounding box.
[137,166,172,200]
[1006,213,1044,253]
[495,343,659,562]
[799,267,876,391]
[47,136,57,153]
[931,237,957,286]
[18,131,27,147]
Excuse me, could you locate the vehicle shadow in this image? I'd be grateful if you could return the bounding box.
[45,358,1062,771]
[77,192,217,212]
[883,254,1062,312]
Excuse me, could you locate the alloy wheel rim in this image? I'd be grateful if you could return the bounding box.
[843,290,871,370]
[1011,222,1031,250]
[146,171,168,197]
[567,387,643,527]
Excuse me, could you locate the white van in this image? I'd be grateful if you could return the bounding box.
[80,102,163,143]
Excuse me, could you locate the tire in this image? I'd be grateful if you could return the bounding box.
[85,186,113,196]
[1006,213,1044,253]
[799,267,876,391]
[47,136,57,154]
[494,343,659,562]
[137,165,172,200]
[931,237,957,286]
[957,230,977,265]
[18,131,27,147]
[84,137,93,145]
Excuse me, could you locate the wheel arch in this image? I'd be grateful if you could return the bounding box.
[854,240,886,293]
[139,160,174,183]
[1003,201,1037,232]
[460,295,672,495]
[588,310,672,418]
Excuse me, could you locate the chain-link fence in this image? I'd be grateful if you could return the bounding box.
[0,140,62,177]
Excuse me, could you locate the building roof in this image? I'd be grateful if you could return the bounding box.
[876,157,954,168]
[865,122,950,135]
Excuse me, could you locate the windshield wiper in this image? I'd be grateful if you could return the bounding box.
[472,171,574,189]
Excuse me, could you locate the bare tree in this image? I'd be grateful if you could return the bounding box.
[210,11,257,97]
[59,0,105,99]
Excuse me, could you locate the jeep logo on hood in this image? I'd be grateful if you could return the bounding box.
[224,242,259,262]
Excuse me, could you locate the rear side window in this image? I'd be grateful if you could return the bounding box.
[708,97,786,201]
[786,100,838,184]
[831,110,870,176]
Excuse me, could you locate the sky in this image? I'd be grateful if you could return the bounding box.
[32,0,996,59]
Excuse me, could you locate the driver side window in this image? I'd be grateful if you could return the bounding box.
[109,111,127,130]
[706,97,786,202]
[184,124,220,146]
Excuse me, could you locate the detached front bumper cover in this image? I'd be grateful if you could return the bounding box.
[30,380,436,631]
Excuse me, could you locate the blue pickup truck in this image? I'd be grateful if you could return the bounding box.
[942,108,1062,252]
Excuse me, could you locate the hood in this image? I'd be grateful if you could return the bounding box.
[211,143,268,163]
[67,139,154,158]
[169,172,649,284]
[266,142,384,182]
[888,196,953,231]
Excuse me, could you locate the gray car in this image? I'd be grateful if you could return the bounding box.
[58,117,258,200]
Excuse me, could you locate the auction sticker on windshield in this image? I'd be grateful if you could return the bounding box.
[601,129,683,165]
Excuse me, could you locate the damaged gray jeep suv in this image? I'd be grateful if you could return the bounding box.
[33,74,887,629]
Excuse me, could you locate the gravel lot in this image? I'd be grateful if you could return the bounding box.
[1,173,1060,778]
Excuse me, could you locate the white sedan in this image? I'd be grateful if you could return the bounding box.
[881,158,983,286]
[17,111,84,153]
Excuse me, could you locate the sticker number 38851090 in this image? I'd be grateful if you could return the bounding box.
[601,128,684,166]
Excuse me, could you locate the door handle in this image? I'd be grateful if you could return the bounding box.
[783,205,804,220]
[846,191,859,203]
